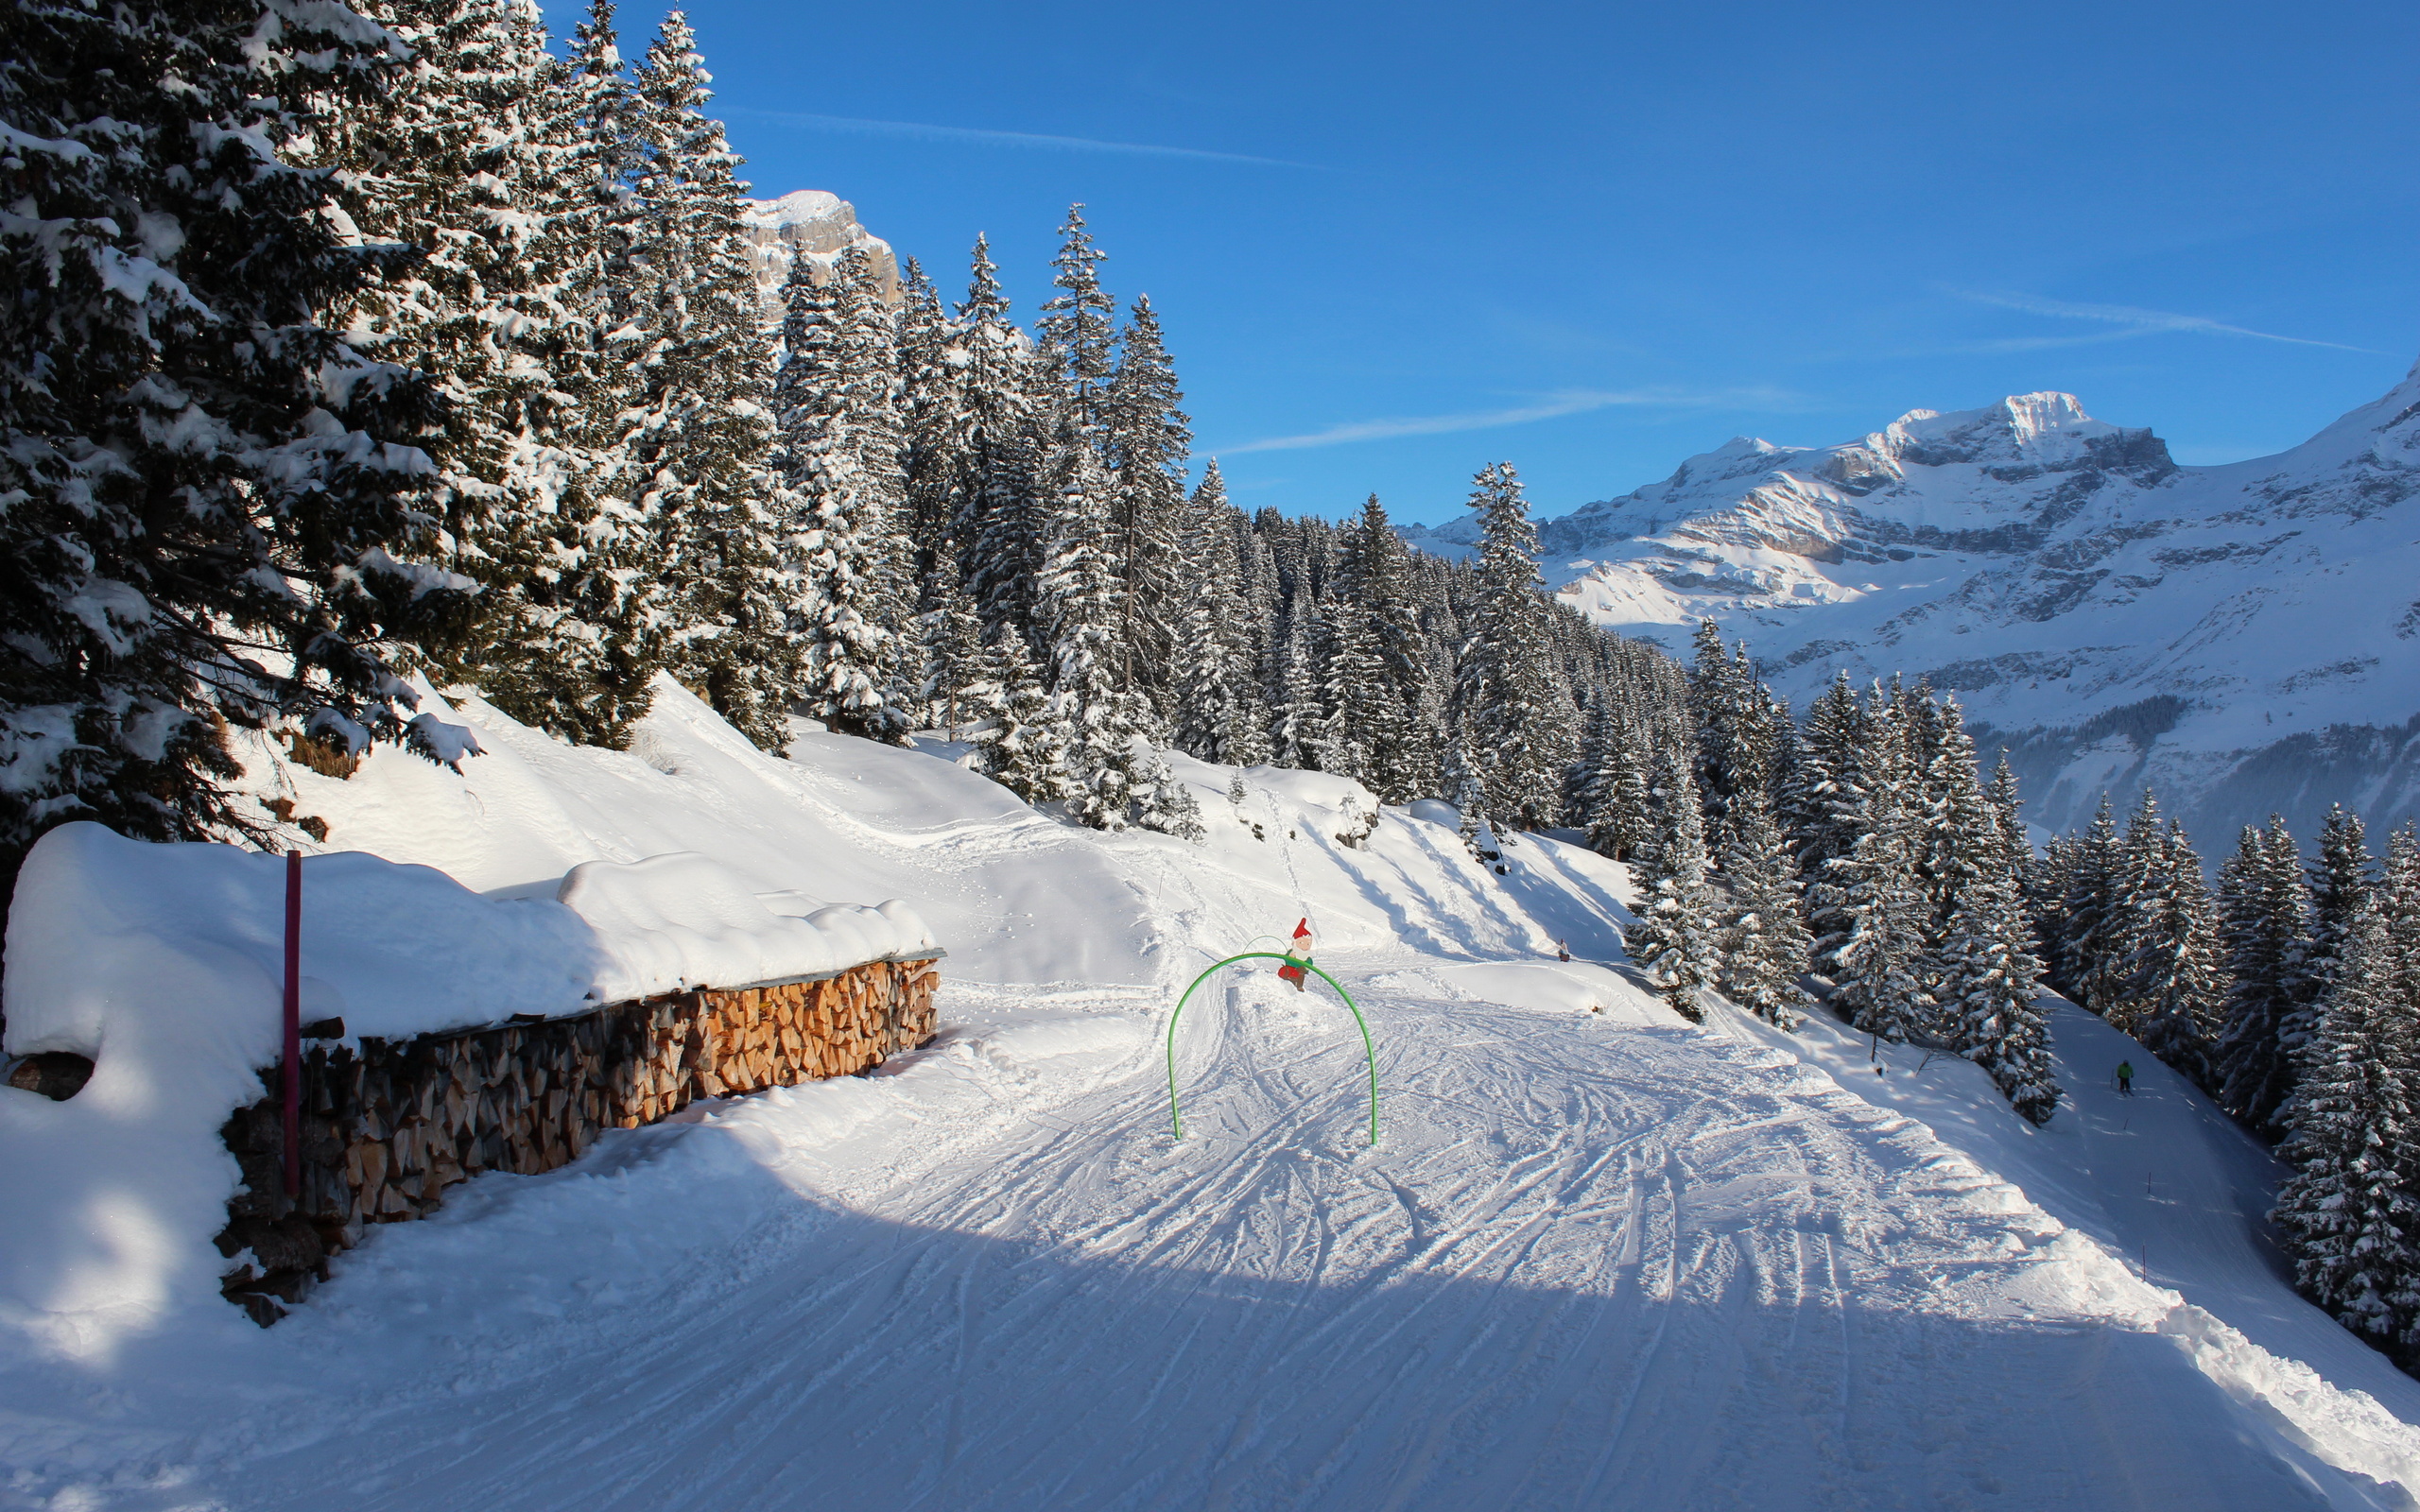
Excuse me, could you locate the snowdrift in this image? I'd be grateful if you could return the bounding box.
[0,818,935,1357]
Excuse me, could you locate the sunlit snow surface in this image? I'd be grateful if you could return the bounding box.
[5,686,2420,1509]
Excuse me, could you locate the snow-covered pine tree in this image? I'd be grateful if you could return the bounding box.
[2387,824,2420,1020]
[1686,620,1775,857]
[1341,495,1436,802]
[1581,719,1655,864]
[1821,686,1931,1042]
[1447,740,1490,859]
[894,256,959,576]
[1780,672,1868,958]
[1624,753,1721,1022]
[1715,782,1812,1026]
[1037,203,1115,425]
[2215,816,2313,1134]
[626,13,788,745]
[1167,463,1266,766]
[484,0,666,746]
[967,628,1065,807]
[0,0,459,909]
[773,245,909,743]
[1984,754,2028,873]
[1456,463,1577,832]
[320,0,632,736]
[915,546,988,738]
[2100,789,2169,1039]
[2116,807,2226,1086]
[835,244,914,645]
[1100,295,1187,713]
[1912,693,1995,954]
[952,237,1046,641]
[1316,599,1388,788]
[1030,414,1199,838]
[2055,796,2125,1013]
[2307,803,2381,1017]
[1943,771,2057,1122]
[2273,902,2420,1344]
[1267,597,1324,769]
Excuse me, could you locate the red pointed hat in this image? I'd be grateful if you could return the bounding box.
[1293,918,1312,940]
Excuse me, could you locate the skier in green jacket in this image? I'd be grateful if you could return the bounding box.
[2116,1060,2135,1097]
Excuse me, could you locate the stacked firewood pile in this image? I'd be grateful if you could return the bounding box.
[217,954,940,1324]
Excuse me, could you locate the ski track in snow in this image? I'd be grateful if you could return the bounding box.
[9,702,2420,1509]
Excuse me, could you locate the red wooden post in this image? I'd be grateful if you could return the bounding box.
[283,850,302,1199]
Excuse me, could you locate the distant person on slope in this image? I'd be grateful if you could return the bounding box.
[2117,1060,2135,1097]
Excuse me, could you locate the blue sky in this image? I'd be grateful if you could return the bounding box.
[597,0,2415,527]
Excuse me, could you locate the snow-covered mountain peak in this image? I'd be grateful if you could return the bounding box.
[1873,390,2120,469]
[748,188,846,231]
[1402,358,2420,838]
[739,189,897,320]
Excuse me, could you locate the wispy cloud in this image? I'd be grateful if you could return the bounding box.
[1215,388,1794,455]
[735,109,1313,168]
[1945,289,2384,354]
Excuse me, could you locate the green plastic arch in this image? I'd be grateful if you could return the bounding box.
[1167,953,1377,1146]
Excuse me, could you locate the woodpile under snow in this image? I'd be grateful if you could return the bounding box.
[218,957,941,1324]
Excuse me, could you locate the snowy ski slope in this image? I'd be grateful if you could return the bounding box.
[5,683,2420,1509]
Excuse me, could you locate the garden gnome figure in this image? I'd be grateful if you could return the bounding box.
[1278,918,1314,992]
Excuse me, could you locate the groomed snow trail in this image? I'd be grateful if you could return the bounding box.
[8,699,2420,1509]
[4,963,2403,1510]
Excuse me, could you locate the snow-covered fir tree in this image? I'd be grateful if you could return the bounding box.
[1687,621,1777,858]
[1820,686,1932,1043]
[1031,416,1199,838]
[1316,599,1388,789]
[0,0,459,908]
[1358,499,1442,802]
[1780,672,1870,969]
[1100,295,1187,712]
[2273,902,2420,1344]
[1457,463,1577,832]
[1943,775,2057,1122]
[2052,796,2126,1014]
[2216,816,2314,1135]
[1037,203,1116,424]
[2307,803,2381,1022]
[1624,754,1721,1022]
[1715,782,1812,1027]
[951,237,1047,641]
[773,245,909,742]
[915,546,989,738]
[1167,465,1267,766]
[967,629,1065,807]
[2115,805,2225,1086]
[1267,599,1324,770]
[491,0,666,746]
[320,0,631,738]
[626,13,788,746]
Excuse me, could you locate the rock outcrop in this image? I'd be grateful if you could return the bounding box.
[740,189,897,323]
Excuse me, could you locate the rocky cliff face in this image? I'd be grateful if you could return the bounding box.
[1404,361,2420,842]
[739,190,897,324]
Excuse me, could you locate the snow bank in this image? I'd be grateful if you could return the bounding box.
[0,822,937,1356]
[559,851,939,1005]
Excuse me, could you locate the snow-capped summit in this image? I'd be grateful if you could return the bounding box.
[739,189,896,320]
[1406,358,2420,840]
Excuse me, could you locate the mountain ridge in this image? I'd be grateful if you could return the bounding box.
[1402,357,2420,841]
